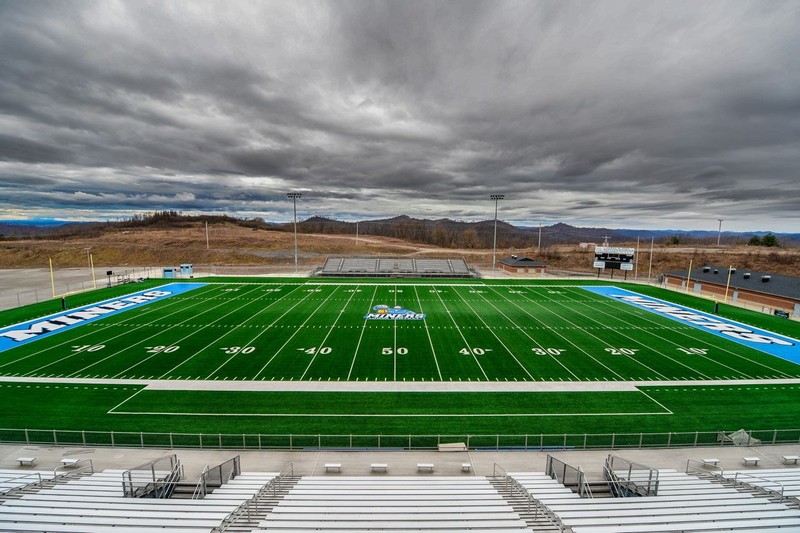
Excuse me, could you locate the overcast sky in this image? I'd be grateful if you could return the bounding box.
[1,1,799,232]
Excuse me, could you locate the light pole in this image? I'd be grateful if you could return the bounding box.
[717,219,724,247]
[287,192,302,273]
[490,194,504,270]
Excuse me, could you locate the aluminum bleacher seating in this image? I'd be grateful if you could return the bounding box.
[255,476,530,531]
[0,469,277,532]
[510,469,800,533]
[719,468,800,500]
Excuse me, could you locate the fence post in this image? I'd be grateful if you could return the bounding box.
[140,432,144,448]
[467,435,471,449]
[289,434,293,450]
[218,433,222,449]
[693,431,698,446]
[378,434,381,448]
[639,433,643,448]
[318,434,321,449]
[82,430,86,446]
[583,433,587,449]
[408,435,411,450]
[773,429,777,445]
[169,433,173,448]
[667,432,672,447]
[349,434,352,449]
[258,434,262,450]
[111,431,115,447]
[611,433,615,449]
[53,429,58,445]
[496,434,499,451]
[25,428,29,445]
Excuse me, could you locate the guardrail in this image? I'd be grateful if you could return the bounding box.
[492,463,572,532]
[2,427,798,451]
[122,454,181,498]
[212,462,294,533]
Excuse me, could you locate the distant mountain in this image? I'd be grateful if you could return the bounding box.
[2,212,797,248]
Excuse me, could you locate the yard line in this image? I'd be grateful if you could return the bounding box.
[103,284,267,378]
[18,285,228,376]
[451,286,536,381]
[487,286,626,380]
[432,286,489,381]
[150,285,294,379]
[203,284,307,378]
[466,287,580,380]
[550,288,718,379]
[560,287,733,378]
[524,286,671,379]
[299,285,361,380]
[393,284,398,381]
[252,285,345,380]
[567,287,797,378]
[412,286,442,381]
[346,286,379,381]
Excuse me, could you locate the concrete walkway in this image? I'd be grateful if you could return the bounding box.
[2,442,799,482]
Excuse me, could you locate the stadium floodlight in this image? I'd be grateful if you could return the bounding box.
[288,192,302,273]
[717,219,724,246]
[490,194,505,271]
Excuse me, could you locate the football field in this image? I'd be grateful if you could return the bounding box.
[0,278,798,447]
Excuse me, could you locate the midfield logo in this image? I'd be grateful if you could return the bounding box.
[364,305,426,320]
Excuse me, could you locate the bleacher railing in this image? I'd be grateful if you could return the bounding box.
[604,454,659,497]
[122,453,182,498]
[492,463,573,532]
[2,427,798,450]
[545,455,592,498]
[212,462,294,532]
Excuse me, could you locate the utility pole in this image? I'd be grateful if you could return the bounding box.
[717,219,724,246]
[490,194,505,270]
[287,192,302,274]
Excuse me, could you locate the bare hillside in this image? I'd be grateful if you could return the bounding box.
[1,222,798,278]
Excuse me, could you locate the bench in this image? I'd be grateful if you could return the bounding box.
[370,463,388,473]
[60,458,80,468]
[783,455,800,465]
[742,456,761,466]
[417,463,434,473]
[16,457,36,467]
[461,463,472,473]
[324,463,341,473]
[437,442,467,452]
[701,458,720,466]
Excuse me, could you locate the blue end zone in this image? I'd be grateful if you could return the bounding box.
[0,283,206,353]
[582,286,800,365]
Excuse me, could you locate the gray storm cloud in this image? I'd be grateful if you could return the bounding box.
[0,0,798,231]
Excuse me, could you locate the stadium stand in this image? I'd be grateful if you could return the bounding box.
[0,468,278,532]
[715,468,800,502]
[318,257,476,278]
[255,476,531,532]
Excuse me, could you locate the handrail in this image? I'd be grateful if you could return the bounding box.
[212,462,294,533]
[192,465,210,500]
[122,454,181,498]
[497,472,572,532]
[577,466,593,498]
[733,472,786,502]
[53,458,94,479]
[605,454,659,497]
[0,472,43,495]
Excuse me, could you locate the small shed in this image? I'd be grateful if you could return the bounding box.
[163,267,178,279]
[180,264,193,275]
[498,256,546,274]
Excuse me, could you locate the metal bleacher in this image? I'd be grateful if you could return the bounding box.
[255,476,530,532]
[0,469,278,532]
[519,469,800,532]
[318,257,475,278]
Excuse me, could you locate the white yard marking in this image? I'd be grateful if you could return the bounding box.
[299,285,361,380]
[489,286,626,380]
[413,286,442,381]
[431,287,489,381]
[22,285,226,377]
[252,285,345,380]
[346,286,379,381]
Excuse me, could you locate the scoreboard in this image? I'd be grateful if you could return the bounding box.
[594,246,635,271]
